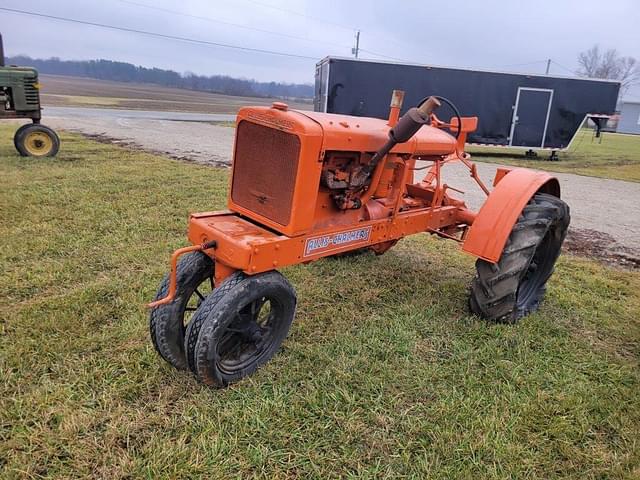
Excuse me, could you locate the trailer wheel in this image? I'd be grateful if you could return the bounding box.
[15,124,60,157]
[185,270,296,387]
[150,251,214,370]
[469,193,570,323]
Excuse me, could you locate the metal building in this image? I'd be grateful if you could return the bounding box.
[618,101,640,135]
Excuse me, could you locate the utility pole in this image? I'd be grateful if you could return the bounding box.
[352,30,360,58]
[545,58,551,75]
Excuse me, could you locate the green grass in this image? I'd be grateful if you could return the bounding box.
[469,129,640,182]
[1,124,639,478]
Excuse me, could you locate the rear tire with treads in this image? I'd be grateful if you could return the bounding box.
[469,193,570,323]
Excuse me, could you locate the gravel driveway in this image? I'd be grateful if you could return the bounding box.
[46,113,640,265]
[47,114,234,166]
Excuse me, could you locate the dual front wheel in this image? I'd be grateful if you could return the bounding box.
[13,123,60,157]
[150,252,297,387]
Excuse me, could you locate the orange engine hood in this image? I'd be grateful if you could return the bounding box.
[236,105,457,157]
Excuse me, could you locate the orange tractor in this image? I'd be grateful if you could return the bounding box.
[149,91,569,387]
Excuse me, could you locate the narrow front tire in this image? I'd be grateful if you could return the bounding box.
[185,270,297,387]
[150,252,214,370]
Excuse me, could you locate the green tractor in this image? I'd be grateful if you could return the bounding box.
[0,34,59,157]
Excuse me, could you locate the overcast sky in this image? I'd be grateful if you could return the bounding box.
[1,0,639,98]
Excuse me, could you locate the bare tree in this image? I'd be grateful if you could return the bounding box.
[577,45,640,97]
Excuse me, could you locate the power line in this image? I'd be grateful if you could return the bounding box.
[358,48,413,63]
[79,3,406,67]
[495,59,548,68]
[236,0,421,57]
[4,5,567,79]
[0,7,319,60]
[551,60,579,76]
[116,0,352,51]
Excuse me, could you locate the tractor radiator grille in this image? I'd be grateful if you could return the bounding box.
[231,121,300,226]
[23,77,39,106]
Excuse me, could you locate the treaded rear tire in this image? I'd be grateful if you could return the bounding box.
[150,251,214,370]
[469,193,570,323]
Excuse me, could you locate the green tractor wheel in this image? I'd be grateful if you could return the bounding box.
[15,124,60,157]
[13,123,32,151]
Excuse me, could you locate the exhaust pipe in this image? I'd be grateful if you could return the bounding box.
[363,95,441,177]
[0,34,4,67]
[346,95,441,209]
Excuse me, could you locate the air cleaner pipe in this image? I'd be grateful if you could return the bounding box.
[387,90,405,127]
[363,96,440,178]
[358,96,441,206]
[457,208,476,226]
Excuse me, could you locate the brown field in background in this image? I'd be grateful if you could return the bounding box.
[39,74,312,113]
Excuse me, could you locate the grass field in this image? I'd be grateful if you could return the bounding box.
[1,125,640,478]
[40,74,312,114]
[469,129,640,182]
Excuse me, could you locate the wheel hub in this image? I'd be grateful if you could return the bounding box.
[217,297,275,372]
[25,132,53,156]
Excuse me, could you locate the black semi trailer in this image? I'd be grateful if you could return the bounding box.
[315,57,620,158]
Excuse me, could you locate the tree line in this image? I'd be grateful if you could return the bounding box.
[577,45,638,98]
[6,55,314,99]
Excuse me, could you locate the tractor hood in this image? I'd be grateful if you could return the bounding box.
[236,103,457,157]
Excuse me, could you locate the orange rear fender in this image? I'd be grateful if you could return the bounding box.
[462,168,560,263]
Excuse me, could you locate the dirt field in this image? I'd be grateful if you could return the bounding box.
[39,74,312,113]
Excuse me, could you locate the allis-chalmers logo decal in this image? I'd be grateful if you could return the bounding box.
[304,227,372,257]
[246,112,295,131]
